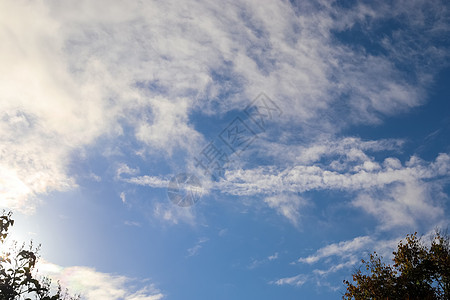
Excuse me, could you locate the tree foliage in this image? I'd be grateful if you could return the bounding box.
[0,211,80,300]
[343,231,450,300]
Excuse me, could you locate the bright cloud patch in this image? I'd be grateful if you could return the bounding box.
[38,260,164,300]
[265,194,306,227]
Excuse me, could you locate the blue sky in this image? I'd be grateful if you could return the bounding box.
[0,0,449,299]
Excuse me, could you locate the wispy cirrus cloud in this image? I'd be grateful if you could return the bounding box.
[248,252,280,269]
[272,235,398,288]
[270,274,308,287]
[274,227,448,289]
[186,237,209,257]
[297,235,373,264]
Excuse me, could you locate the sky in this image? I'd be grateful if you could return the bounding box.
[0,0,449,299]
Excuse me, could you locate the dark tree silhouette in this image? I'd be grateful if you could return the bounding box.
[343,231,450,300]
[0,211,80,300]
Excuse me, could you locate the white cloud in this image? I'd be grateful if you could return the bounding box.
[274,234,401,288]
[88,173,102,182]
[0,1,118,213]
[124,138,449,228]
[298,236,372,264]
[313,259,357,277]
[248,252,279,269]
[124,176,170,189]
[120,192,127,204]
[273,234,398,290]
[293,234,400,280]
[124,220,141,227]
[135,97,203,156]
[352,180,443,230]
[186,237,208,257]
[218,228,228,237]
[268,252,279,261]
[215,150,449,229]
[265,194,307,227]
[153,202,196,226]
[270,274,308,287]
[219,153,450,196]
[37,260,164,300]
[116,164,140,178]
